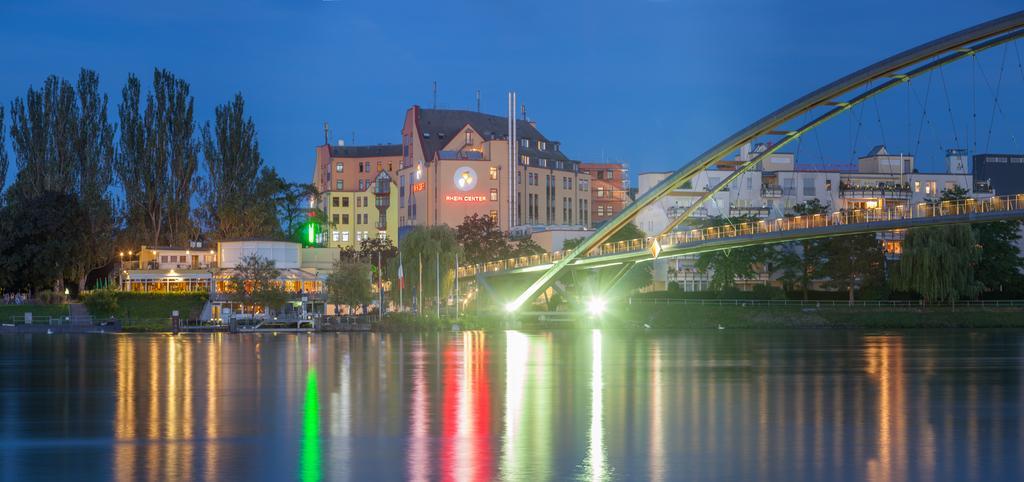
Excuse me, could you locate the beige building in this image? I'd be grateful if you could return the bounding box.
[396,106,591,230]
[313,143,401,248]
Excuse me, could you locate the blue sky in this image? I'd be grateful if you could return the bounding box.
[1,0,1022,187]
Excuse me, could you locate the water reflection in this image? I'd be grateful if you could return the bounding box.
[301,365,321,482]
[1,330,1023,481]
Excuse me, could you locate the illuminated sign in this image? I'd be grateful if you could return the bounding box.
[412,182,425,192]
[444,194,488,202]
[453,167,477,191]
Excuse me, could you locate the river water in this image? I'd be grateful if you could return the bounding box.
[1,330,1023,481]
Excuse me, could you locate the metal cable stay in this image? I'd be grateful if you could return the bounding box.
[503,11,1024,312]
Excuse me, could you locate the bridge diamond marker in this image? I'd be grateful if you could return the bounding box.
[649,239,662,259]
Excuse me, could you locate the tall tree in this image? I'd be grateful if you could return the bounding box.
[227,254,286,321]
[694,216,773,291]
[115,69,199,247]
[7,70,116,291]
[893,225,982,304]
[0,192,86,293]
[201,93,277,239]
[938,186,1024,294]
[821,233,887,303]
[8,75,78,198]
[776,199,829,299]
[0,106,7,195]
[326,259,373,315]
[116,73,165,246]
[387,225,461,311]
[456,213,512,264]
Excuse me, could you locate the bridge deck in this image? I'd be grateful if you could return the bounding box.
[460,195,1024,279]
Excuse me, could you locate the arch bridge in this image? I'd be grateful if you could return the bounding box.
[485,11,1024,312]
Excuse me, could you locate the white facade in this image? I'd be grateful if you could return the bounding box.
[636,143,991,291]
[217,241,301,269]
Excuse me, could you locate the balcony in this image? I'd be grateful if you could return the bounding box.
[839,184,911,200]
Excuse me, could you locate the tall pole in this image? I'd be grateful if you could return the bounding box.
[399,254,404,312]
[377,250,383,321]
[455,253,460,319]
[435,251,441,318]
[508,92,514,230]
[418,253,423,316]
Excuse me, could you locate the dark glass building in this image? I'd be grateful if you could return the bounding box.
[973,153,1024,195]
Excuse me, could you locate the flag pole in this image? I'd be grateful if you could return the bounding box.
[418,253,423,316]
[435,251,440,318]
[455,253,460,319]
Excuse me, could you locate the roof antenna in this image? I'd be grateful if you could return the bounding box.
[323,122,329,145]
[476,90,481,112]
[432,81,437,109]
[521,103,527,121]
[351,131,356,146]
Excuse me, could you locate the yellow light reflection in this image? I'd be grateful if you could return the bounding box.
[582,329,607,480]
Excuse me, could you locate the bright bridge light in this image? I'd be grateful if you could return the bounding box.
[504,301,520,313]
[586,297,607,317]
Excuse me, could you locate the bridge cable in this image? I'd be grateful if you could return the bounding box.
[938,65,964,151]
[909,70,946,159]
[974,44,1018,153]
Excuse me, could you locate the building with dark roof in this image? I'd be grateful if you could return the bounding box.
[397,105,591,230]
[313,141,402,249]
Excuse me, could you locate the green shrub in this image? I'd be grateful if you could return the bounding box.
[36,290,66,305]
[82,289,119,317]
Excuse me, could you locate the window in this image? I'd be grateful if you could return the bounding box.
[489,167,498,180]
[945,181,957,191]
[605,169,613,180]
[161,255,168,263]
[803,176,816,196]
[336,162,344,173]
[341,231,350,242]
[364,196,368,207]
[597,205,605,216]
[358,162,364,173]
[520,154,529,165]
[466,131,473,145]
[332,214,340,224]
[597,171,605,180]
[332,231,339,242]
[342,214,350,225]
[520,138,529,148]
[925,181,936,195]
[377,161,382,172]
[516,171,522,185]
[825,179,832,191]
[914,181,921,193]
[490,188,498,201]
[336,180,343,190]
[597,187,605,198]
[538,140,547,151]
[332,197,339,207]
[342,197,350,207]
[489,210,498,222]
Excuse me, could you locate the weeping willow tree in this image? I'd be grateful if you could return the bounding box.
[387,226,462,313]
[893,225,982,304]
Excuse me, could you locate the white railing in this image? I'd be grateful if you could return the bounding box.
[458,194,1024,277]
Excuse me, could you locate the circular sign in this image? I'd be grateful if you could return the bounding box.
[453,167,477,191]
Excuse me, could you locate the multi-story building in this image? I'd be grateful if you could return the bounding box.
[973,152,1024,195]
[395,106,591,231]
[313,143,401,248]
[579,162,629,226]
[637,143,988,291]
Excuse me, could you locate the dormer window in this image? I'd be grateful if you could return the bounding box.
[423,132,430,139]
[520,138,529,148]
[465,131,472,145]
[538,141,547,151]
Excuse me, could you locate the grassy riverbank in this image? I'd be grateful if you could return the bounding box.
[0,304,70,322]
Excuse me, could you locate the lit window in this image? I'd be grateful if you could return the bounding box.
[490,188,498,201]
[914,181,921,192]
[489,167,498,180]
[342,231,350,242]
[332,231,339,242]
[336,162,344,173]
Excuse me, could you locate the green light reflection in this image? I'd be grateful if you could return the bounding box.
[301,367,322,482]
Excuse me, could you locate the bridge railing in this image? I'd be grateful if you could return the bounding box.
[456,194,1024,278]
